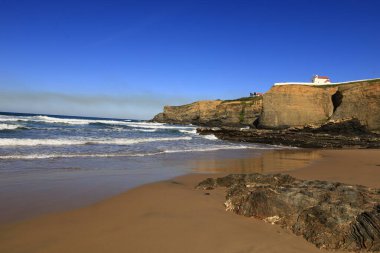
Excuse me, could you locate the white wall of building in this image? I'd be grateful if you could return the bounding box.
[274,77,379,86]
[312,76,330,84]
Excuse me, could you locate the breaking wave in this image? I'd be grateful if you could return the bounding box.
[163,145,276,154]
[31,115,132,126]
[0,124,26,131]
[0,136,192,146]
[0,152,164,160]
[0,113,283,162]
[0,115,133,126]
[0,144,279,160]
[179,129,197,134]
[124,122,195,130]
[201,134,218,140]
[0,115,196,131]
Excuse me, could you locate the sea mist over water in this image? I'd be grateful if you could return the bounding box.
[0,90,193,119]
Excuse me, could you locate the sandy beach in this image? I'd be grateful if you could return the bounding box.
[1,0,379,252]
[0,149,379,253]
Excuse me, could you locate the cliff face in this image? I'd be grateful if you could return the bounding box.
[330,81,380,131]
[259,85,336,128]
[152,97,263,127]
[259,80,380,131]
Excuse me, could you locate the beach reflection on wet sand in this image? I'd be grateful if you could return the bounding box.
[192,149,321,174]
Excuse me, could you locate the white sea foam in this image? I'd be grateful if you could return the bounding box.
[179,129,197,134]
[0,144,280,160]
[124,122,195,130]
[0,124,24,130]
[0,136,193,146]
[32,115,132,126]
[0,152,165,160]
[33,116,91,125]
[92,137,192,145]
[163,145,255,153]
[0,114,287,162]
[136,129,158,132]
[163,143,284,153]
[0,138,85,146]
[201,134,219,140]
[0,115,196,131]
[0,115,132,126]
[0,115,28,122]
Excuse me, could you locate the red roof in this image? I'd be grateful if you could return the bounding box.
[316,76,330,79]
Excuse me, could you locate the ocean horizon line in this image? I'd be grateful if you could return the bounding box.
[0,111,139,122]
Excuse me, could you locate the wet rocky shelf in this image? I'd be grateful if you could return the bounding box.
[196,119,380,149]
[197,173,380,252]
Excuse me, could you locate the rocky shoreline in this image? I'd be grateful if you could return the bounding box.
[197,173,380,252]
[197,119,380,148]
[152,80,380,148]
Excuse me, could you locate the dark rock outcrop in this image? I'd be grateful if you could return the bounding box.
[197,174,380,251]
[304,118,371,135]
[197,119,380,148]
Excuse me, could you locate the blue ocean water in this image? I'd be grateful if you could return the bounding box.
[0,112,272,160]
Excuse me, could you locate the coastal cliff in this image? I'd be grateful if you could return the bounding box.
[152,97,263,127]
[260,80,380,131]
[153,79,379,132]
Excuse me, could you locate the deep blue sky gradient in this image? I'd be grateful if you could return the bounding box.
[1,0,379,118]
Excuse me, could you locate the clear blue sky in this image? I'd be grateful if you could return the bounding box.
[1,0,379,119]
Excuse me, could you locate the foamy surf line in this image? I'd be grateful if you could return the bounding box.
[163,145,281,153]
[0,115,133,126]
[0,136,192,146]
[0,115,195,131]
[179,129,197,134]
[125,122,195,130]
[0,124,25,130]
[0,145,281,160]
[0,152,163,160]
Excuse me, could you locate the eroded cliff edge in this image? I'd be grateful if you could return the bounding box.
[152,97,263,127]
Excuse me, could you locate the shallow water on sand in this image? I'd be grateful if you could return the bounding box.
[0,148,320,225]
[0,112,323,225]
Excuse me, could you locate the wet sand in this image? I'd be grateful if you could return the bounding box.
[0,149,379,253]
[0,149,318,225]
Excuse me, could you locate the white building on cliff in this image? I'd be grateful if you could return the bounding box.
[312,75,331,84]
[274,76,378,86]
[274,75,336,86]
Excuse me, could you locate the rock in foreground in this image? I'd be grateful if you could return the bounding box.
[197,174,380,251]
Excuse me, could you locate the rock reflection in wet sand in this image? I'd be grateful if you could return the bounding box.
[192,149,321,174]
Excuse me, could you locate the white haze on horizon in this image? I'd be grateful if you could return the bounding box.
[0,90,193,120]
